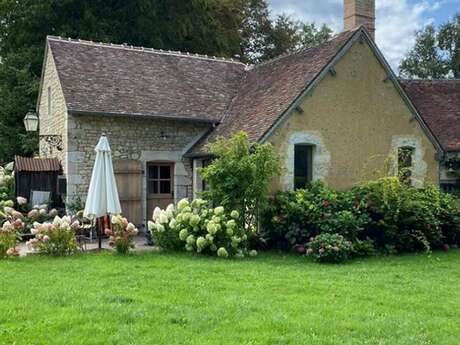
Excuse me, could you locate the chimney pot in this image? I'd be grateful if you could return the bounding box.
[344,0,375,40]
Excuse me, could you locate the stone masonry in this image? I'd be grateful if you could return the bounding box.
[67,115,209,202]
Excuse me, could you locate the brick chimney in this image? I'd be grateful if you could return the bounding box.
[344,0,375,39]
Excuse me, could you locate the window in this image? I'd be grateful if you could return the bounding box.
[398,146,414,185]
[47,86,52,116]
[201,159,212,191]
[294,144,313,190]
[147,164,172,195]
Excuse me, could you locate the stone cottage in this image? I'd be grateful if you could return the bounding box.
[36,0,459,226]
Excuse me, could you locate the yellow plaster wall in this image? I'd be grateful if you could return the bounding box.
[268,39,439,190]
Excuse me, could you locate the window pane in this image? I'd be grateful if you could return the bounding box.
[148,166,158,179]
[294,145,313,190]
[160,180,171,194]
[160,166,171,179]
[148,181,158,194]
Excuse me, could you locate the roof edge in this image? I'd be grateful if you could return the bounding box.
[46,35,246,66]
[68,109,220,124]
[258,27,362,143]
[258,26,444,155]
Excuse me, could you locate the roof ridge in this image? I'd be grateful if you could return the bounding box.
[46,35,246,66]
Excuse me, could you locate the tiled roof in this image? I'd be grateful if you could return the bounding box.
[188,29,357,156]
[47,36,246,122]
[401,80,460,152]
[15,156,61,172]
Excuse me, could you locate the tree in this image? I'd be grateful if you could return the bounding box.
[201,132,280,229]
[400,13,459,79]
[0,0,332,162]
[0,0,246,163]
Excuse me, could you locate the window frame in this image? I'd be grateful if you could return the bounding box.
[147,162,174,197]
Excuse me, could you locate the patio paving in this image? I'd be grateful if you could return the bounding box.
[17,234,157,256]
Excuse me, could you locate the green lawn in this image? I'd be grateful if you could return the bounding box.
[1,250,459,345]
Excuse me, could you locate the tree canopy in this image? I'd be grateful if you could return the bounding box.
[0,0,332,163]
[399,13,459,79]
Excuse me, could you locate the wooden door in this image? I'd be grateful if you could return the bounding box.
[147,162,174,219]
[114,160,143,227]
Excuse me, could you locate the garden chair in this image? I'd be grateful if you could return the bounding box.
[30,190,51,208]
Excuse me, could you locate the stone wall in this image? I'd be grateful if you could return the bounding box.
[67,114,210,215]
[37,48,68,172]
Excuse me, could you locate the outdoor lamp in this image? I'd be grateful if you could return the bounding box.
[23,111,39,132]
[24,111,63,151]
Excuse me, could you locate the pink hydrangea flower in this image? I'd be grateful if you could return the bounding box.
[16,196,27,205]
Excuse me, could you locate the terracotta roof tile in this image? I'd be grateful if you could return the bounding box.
[47,37,246,122]
[401,80,460,152]
[188,29,357,155]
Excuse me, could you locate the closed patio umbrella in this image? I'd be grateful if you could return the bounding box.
[84,134,122,248]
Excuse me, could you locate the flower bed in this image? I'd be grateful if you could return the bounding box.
[149,199,257,258]
[263,178,460,262]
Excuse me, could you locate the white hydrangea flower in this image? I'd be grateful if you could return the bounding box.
[226,220,236,229]
[169,218,177,229]
[190,214,201,227]
[177,198,189,211]
[226,228,233,236]
[206,221,217,235]
[153,207,162,221]
[196,236,207,249]
[179,229,189,241]
[186,235,196,246]
[217,247,229,258]
[214,206,224,216]
[249,250,258,257]
[147,221,155,232]
[159,211,169,225]
[166,204,175,218]
[156,223,165,232]
[230,210,239,219]
[205,234,214,242]
[52,216,62,227]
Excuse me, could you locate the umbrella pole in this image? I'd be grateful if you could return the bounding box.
[98,217,102,250]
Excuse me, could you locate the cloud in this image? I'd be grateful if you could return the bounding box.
[268,0,444,71]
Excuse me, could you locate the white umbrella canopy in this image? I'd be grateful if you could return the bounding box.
[83,135,122,219]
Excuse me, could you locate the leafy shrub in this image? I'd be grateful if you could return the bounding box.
[149,198,256,258]
[306,233,353,263]
[201,131,280,230]
[105,215,139,254]
[262,182,368,248]
[27,216,79,256]
[352,239,377,257]
[355,178,445,252]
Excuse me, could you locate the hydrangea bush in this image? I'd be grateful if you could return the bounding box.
[26,216,79,256]
[306,233,354,263]
[0,162,15,202]
[105,215,138,254]
[149,198,257,258]
[0,218,24,258]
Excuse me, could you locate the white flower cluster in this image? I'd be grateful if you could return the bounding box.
[149,198,257,258]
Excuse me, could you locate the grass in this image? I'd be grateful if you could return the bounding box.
[1,250,460,345]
